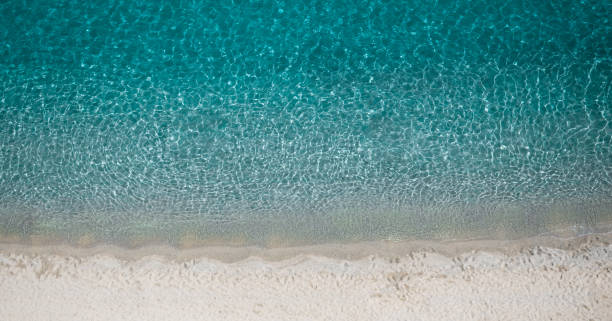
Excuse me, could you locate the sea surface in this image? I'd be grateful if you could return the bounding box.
[1,0,610,245]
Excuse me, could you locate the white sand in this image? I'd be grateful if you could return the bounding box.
[1,235,611,321]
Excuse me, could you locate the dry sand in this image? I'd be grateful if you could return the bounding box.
[1,233,611,321]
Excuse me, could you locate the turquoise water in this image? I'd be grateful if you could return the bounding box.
[1,0,611,245]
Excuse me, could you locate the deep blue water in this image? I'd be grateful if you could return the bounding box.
[1,0,611,245]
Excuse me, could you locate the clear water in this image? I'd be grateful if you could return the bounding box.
[1,0,611,245]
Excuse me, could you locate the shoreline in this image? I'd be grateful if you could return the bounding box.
[2,224,612,262]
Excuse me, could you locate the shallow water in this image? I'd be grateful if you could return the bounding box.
[0,0,611,245]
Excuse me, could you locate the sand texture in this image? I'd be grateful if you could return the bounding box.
[1,236,611,321]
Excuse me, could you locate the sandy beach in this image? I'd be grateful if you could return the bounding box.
[2,0,610,319]
[1,233,611,321]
